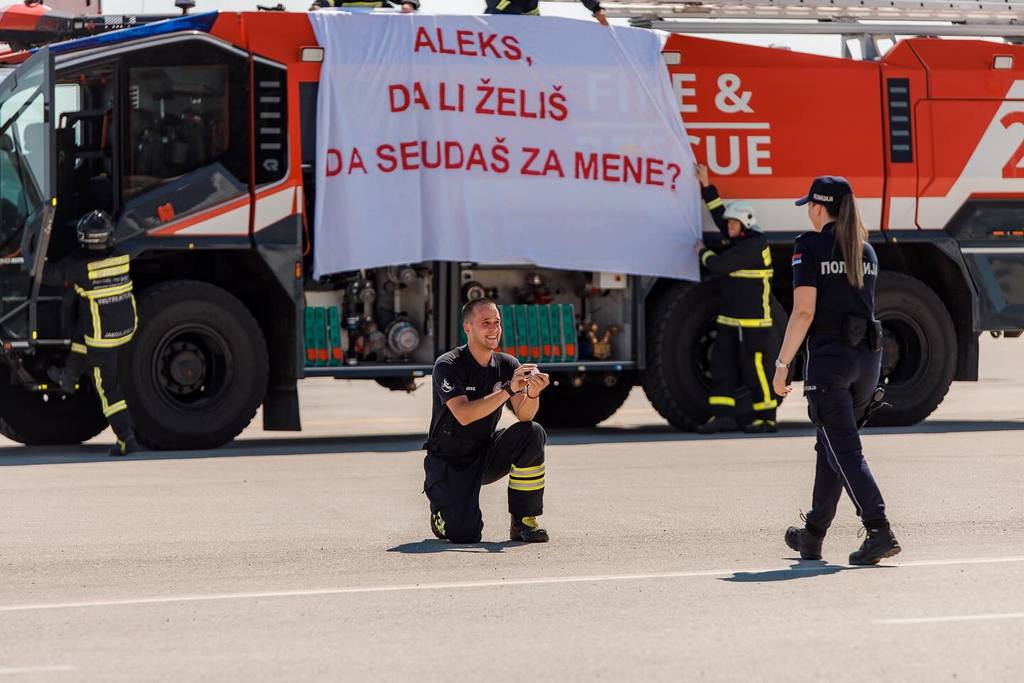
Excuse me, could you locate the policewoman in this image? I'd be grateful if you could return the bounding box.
[772,177,901,565]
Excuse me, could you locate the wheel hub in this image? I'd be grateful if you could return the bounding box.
[162,341,207,395]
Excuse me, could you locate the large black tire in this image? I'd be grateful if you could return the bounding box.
[0,374,108,445]
[871,272,956,426]
[531,376,634,429]
[642,281,788,431]
[123,280,269,450]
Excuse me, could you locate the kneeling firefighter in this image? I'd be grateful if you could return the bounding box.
[695,164,779,434]
[45,211,140,456]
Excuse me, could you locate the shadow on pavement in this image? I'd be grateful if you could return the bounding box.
[386,539,525,554]
[3,419,1022,466]
[721,559,895,583]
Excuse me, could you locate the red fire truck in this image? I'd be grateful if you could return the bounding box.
[0,0,1022,449]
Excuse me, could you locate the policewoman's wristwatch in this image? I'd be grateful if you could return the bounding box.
[775,358,791,369]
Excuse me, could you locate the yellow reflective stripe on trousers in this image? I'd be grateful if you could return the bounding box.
[511,464,545,475]
[85,331,134,348]
[708,395,736,407]
[104,400,127,418]
[753,352,777,411]
[716,315,772,328]
[729,269,773,278]
[86,254,129,272]
[496,0,511,9]
[93,367,109,414]
[526,7,540,14]
[509,478,545,491]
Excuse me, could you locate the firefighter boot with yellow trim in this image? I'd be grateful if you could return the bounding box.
[510,515,549,543]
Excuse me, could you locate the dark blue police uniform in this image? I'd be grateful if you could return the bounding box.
[791,223,886,531]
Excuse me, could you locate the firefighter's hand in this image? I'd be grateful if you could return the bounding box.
[773,367,792,397]
[525,372,550,399]
[511,364,539,393]
[695,240,705,253]
[696,163,709,187]
[401,2,415,11]
[594,9,610,26]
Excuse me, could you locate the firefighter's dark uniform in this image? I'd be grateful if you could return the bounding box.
[312,0,420,8]
[45,251,138,451]
[698,186,777,428]
[791,223,888,533]
[423,346,546,544]
[485,0,602,16]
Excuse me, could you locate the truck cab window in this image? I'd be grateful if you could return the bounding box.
[119,41,250,232]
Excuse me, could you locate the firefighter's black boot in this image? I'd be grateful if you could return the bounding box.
[510,515,549,543]
[108,435,140,457]
[430,510,446,540]
[785,525,824,560]
[697,415,739,434]
[849,525,901,565]
[744,419,777,434]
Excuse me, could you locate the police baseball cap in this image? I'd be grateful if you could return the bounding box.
[794,176,853,208]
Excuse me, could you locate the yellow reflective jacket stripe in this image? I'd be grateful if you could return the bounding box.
[716,315,772,328]
[729,269,773,278]
[86,254,130,272]
[75,282,134,300]
[88,264,130,279]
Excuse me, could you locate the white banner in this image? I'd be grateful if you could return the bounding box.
[310,12,701,280]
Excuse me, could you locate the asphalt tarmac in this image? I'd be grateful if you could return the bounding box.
[1,335,1022,681]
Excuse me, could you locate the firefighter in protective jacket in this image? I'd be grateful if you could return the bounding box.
[45,211,140,456]
[485,0,610,25]
[310,1,419,11]
[695,164,779,434]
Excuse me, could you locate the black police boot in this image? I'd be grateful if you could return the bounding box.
[849,526,901,565]
[430,510,447,540]
[510,515,549,543]
[785,525,824,560]
[697,415,739,434]
[744,419,777,434]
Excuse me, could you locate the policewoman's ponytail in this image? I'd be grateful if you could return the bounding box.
[834,193,868,289]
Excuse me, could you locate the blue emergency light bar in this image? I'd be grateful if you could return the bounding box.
[49,11,218,55]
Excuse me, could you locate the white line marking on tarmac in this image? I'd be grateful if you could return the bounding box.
[879,612,1024,625]
[0,665,75,675]
[1,556,1022,614]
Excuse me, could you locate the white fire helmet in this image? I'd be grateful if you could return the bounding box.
[722,201,759,231]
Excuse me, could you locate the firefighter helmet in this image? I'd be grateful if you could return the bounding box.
[722,201,759,232]
[76,210,115,250]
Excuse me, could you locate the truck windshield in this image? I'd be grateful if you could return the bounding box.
[0,56,47,258]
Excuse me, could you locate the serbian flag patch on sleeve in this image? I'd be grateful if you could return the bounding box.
[792,253,803,266]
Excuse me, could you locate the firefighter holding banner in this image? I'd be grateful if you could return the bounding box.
[695,164,779,434]
[310,1,419,11]
[485,0,610,25]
